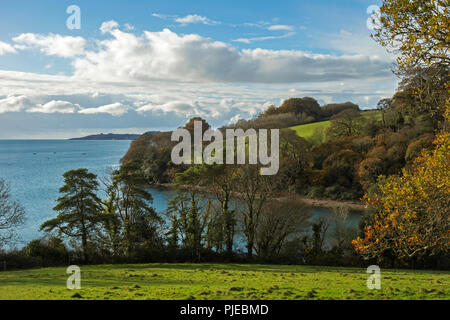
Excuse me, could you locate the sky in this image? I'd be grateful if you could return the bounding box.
[0,0,397,139]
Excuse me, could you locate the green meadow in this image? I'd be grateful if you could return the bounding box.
[290,120,332,141]
[0,263,448,300]
[289,110,382,142]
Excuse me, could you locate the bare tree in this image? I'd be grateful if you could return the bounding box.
[329,206,358,252]
[235,164,273,259]
[255,196,311,258]
[0,178,25,248]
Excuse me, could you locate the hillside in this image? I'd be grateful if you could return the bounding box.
[289,110,381,142]
[0,263,447,300]
[290,120,332,141]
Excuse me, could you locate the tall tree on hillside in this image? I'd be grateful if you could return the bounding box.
[0,178,25,248]
[40,169,102,261]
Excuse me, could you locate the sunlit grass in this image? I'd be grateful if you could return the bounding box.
[0,263,448,300]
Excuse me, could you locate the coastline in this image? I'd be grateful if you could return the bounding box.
[151,183,366,212]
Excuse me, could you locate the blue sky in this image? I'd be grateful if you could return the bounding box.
[0,0,396,139]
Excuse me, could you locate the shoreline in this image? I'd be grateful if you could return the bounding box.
[151,183,366,212]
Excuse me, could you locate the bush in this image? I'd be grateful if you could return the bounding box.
[24,237,69,267]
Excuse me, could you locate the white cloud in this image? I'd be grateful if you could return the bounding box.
[137,101,204,117]
[72,27,391,84]
[0,21,400,137]
[229,114,241,124]
[12,33,86,58]
[268,25,294,31]
[100,20,119,34]
[175,14,220,26]
[0,41,17,55]
[233,32,296,43]
[124,24,135,31]
[28,100,80,113]
[0,95,32,113]
[79,102,129,116]
[152,13,178,20]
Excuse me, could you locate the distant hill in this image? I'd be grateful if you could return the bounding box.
[70,132,159,140]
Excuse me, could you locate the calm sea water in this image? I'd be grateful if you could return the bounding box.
[0,140,361,248]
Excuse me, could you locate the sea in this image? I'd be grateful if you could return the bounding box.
[0,140,361,248]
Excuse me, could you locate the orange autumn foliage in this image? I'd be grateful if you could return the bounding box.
[353,99,450,260]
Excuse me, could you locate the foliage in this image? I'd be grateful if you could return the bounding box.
[353,100,450,263]
[107,161,162,255]
[40,169,102,261]
[372,0,449,75]
[24,237,69,267]
[327,109,367,138]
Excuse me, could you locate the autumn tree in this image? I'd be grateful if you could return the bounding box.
[372,0,449,75]
[353,99,450,263]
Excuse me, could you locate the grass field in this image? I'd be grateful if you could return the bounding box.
[289,110,382,142]
[290,120,332,141]
[0,263,448,300]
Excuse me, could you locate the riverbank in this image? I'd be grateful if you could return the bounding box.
[153,183,366,212]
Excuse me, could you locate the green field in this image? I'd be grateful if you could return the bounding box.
[289,110,382,142]
[290,120,331,141]
[0,263,448,300]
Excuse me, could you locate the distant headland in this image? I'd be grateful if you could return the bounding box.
[69,132,159,140]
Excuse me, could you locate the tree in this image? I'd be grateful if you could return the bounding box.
[25,237,69,266]
[97,177,122,257]
[0,178,25,248]
[377,98,392,128]
[353,99,450,263]
[327,109,366,138]
[173,166,210,260]
[200,165,238,255]
[122,131,175,184]
[109,161,161,255]
[40,169,102,261]
[235,164,273,259]
[321,102,360,119]
[393,66,449,122]
[254,197,310,259]
[372,0,449,75]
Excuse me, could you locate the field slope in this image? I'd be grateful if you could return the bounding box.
[0,263,448,300]
[289,110,382,142]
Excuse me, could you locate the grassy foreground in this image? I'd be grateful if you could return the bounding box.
[0,263,448,300]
